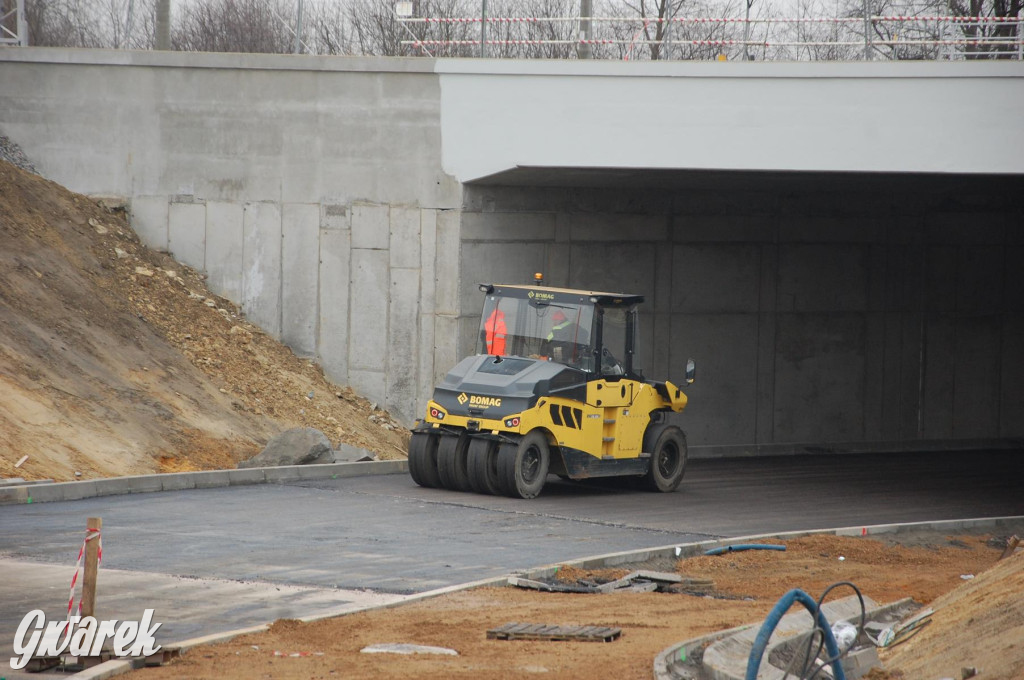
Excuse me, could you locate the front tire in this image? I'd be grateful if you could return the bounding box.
[643,425,687,492]
[437,433,472,491]
[467,437,502,496]
[408,431,442,488]
[497,430,550,499]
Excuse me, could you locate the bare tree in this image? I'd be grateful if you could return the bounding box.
[173,0,296,53]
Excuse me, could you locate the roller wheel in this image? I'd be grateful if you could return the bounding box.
[496,430,550,499]
[408,431,441,488]
[467,437,502,495]
[642,424,687,492]
[437,433,472,491]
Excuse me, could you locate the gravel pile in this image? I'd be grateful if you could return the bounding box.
[0,133,38,174]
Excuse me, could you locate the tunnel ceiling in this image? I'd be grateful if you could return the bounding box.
[467,166,1024,195]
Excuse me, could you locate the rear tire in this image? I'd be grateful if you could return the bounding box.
[408,431,442,488]
[437,433,472,491]
[497,430,550,499]
[642,425,687,493]
[467,437,502,495]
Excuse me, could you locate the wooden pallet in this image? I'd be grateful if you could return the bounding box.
[487,622,622,642]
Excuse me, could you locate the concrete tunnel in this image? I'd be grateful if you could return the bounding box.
[455,168,1024,456]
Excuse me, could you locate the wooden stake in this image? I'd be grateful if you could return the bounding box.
[82,517,102,618]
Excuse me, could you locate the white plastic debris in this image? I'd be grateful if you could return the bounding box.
[360,643,458,656]
[831,621,858,650]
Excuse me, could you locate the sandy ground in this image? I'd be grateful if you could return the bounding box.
[134,532,1024,680]
[0,160,407,482]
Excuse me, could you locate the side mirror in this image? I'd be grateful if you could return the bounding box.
[685,358,696,385]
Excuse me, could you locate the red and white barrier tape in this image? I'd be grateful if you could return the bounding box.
[67,527,102,620]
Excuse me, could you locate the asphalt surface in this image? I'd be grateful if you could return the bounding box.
[1,450,1022,672]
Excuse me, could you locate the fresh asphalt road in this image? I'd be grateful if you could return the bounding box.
[1,450,1022,669]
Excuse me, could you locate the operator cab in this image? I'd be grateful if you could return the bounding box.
[477,280,644,381]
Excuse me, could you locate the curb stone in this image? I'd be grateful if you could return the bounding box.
[1,460,408,506]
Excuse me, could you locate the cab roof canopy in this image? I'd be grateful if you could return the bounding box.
[480,283,644,307]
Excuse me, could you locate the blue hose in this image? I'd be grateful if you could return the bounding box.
[704,544,786,556]
[745,588,845,680]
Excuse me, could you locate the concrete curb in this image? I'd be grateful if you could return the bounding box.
[65,514,1023,679]
[0,460,408,506]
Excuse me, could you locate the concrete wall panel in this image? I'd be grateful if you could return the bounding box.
[1000,317,1024,437]
[389,207,421,269]
[777,245,868,313]
[169,203,207,271]
[671,244,761,314]
[953,316,1002,438]
[670,314,758,446]
[130,196,169,251]
[349,249,389,372]
[434,209,461,316]
[205,201,244,302]
[242,201,282,338]
[351,203,390,250]
[459,242,547,315]
[318,229,350,384]
[773,314,866,443]
[282,203,320,356]
[920,316,955,439]
[569,243,658,301]
[387,268,422,421]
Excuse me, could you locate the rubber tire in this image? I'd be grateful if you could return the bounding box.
[496,430,551,499]
[437,433,472,491]
[642,424,687,493]
[467,437,502,496]
[408,431,442,488]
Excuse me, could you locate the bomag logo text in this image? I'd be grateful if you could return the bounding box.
[468,395,501,408]
[528,291,555,301]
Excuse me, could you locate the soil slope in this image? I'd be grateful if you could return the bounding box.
[0,160,408,482]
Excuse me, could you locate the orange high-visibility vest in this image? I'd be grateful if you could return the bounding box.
[485,310,507,356]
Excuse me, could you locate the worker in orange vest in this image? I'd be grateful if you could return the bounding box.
[484,309,507,356]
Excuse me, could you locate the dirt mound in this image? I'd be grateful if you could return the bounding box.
[0,160,408,482]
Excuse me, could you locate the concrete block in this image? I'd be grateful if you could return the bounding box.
[348,369,386,406]
[130,195,169,251]
[777,244,868,313]
[773,313,866,443]
[25,484,66,503]
[544,243,571,289]
[389,206,421,269]
[461,212,557,242]
[93,477,137,497]
[62,481,99,500]
[321,203,349,231]
[348,248,389,371]
[193,470,232,489]
[282,203,320,357]
[127,475,166,494]
[387,267,421,423]
[206,201,244,303]
[296,463,348,479]
[242,201,282,338]
[1007,247,1024,313]
[351,203,389,250]
[434,209,461,316]
[228,468,266,486]
[671,243,761,314]
[317,228,351,384]
[160,474,197,491]
[0,486,29,505]
[168,202,207,271]
[263,466,304,483]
